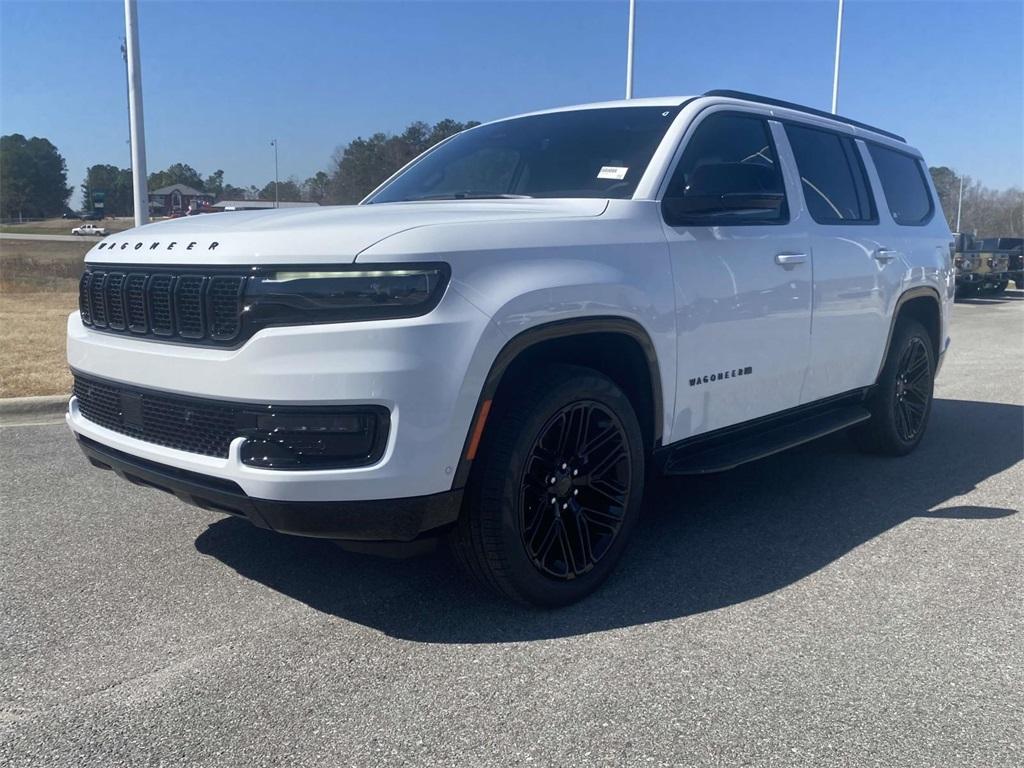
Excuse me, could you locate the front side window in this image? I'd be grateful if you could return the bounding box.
[367,107,680,203]
[867,144,934,225]
[785,124,874,223]
[662,112,787,226]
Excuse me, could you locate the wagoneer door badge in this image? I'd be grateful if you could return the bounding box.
[689,367,753,387]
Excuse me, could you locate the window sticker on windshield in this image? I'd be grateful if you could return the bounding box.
[597,166,628,180]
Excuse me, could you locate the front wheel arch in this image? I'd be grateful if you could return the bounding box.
[452,317,664,490]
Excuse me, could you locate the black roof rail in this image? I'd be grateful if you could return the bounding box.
[700,89,906,143]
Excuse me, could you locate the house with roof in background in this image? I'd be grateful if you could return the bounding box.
[148,184,215,217]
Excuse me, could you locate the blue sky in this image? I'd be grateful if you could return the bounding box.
[2,0,1021,207]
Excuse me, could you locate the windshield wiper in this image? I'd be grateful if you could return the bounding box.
[401,193,534,202]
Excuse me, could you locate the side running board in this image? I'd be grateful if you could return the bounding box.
[662,404,871,475]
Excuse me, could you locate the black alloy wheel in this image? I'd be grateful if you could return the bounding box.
[450,364,645,606]
[852,318,935,456]
[519,401,631,580]
[892,336,931,442]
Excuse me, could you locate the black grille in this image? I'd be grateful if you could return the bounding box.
[106,273,126,330]
[79,267,247,345]
[79,272,93,325]
[73,374,241,458]
[126,274,148,332]
[90,272,108,327]
[174,276,206,338]
[208,276,245,340]
[149,274,175,336]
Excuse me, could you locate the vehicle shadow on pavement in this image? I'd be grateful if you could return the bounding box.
[194,398,1021,642]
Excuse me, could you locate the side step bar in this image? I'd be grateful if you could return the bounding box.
[662,404,871,475]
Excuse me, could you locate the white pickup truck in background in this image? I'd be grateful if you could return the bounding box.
[71,223,109,236]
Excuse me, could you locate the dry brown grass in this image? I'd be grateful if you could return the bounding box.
[1,217,136,236]
[0,291,76,397]
[0,239,91,397]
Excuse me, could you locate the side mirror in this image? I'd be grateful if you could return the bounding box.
[663,162,785,226]
[664,191,785,225]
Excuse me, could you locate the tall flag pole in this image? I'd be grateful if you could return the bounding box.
[625,0,636,99]
[124,0,149,225]
[831,0,844,114]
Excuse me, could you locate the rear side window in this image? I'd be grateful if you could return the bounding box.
[663,112,788,226]
[785,124,874,223]
[868,144,934,225]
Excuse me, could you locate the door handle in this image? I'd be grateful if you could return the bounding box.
[775,252,807,266]
[874,248,897,263]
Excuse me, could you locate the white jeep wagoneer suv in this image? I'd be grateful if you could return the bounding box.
[68,91,953,606]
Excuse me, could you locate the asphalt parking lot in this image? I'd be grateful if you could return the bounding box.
[2,291,1021,767]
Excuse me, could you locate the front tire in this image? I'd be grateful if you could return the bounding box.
[851,319,935,456]
[450,365,645,607]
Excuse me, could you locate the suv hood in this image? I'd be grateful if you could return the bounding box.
[85,199,608,266]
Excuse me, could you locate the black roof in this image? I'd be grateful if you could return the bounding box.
[702,90,906,143]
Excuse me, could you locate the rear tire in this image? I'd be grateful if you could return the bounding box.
[450,365,645,607]
[851,318,935,456]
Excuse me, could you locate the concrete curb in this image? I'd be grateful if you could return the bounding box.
[0,395,68,425]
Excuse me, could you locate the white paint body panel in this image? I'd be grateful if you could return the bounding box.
[68,94,952,504]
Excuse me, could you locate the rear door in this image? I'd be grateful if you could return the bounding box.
[660,109,812,442]
[780,122,901,402]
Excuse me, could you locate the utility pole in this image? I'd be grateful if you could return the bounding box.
[271,139,279,208]
[123,0,148,226]
[831,0,844,114]
[956,174,964,232]
[120,39,131,170]
[625,0,636,99]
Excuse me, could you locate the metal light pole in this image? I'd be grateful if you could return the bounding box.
[271,139,279,208]
[955,174,964,232]
[625,0,636,99]
[120,39,131,170]
[831,0,844,114]
[123,0,148,226]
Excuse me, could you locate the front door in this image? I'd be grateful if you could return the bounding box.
[660,110,811,443]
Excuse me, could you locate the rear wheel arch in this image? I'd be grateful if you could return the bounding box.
[878,287,943,382]
[453,317,663,489]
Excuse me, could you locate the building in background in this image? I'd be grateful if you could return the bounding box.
[149,184,214,216]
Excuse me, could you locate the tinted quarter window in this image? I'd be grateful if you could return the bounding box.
[663,113,787,226]
[868,144,934,225]
[785,124,873,223]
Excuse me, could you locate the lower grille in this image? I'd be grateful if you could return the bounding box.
[72,374,391,469]
[73,374,241,458]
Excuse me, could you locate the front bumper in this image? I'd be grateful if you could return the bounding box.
[76,434,461,541]
[66,286,502,503]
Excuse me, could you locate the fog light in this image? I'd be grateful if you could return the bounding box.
[239,407,389,469]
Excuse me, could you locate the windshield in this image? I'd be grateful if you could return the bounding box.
[366,106,680,203]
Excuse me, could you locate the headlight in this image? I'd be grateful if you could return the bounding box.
[244,264,450,327]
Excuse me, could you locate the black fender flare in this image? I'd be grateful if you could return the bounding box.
[452,316,664,489]
[876,285,943,381]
